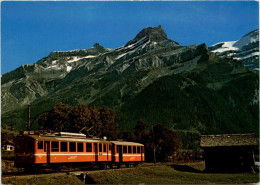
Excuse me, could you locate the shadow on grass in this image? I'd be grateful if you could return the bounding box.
[169,164,204,173]
[83,174,97,184]
[170,164,258,174]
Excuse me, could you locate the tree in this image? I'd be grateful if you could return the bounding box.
[88,106,103,137]
[122,131,135,141]
[134,120,148,142]
[99,107,118,140]
[38,103,118,139]
[143,123,182,163]
[38,102,72,131]
[69,104,91,132]
[151,124,164,164]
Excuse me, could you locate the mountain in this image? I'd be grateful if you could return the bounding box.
[2,26,258,135]
[209,29,259,73]
[2,43,110,113]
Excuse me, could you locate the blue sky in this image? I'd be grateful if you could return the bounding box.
[1,1,259,74]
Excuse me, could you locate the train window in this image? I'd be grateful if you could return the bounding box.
[61,142,68,152]
[128,146,132,153]
[137,146,141,153]
[123,146,127,153]
[117,145,120,153]
[77,142,83,152]
[99,143,102,152]
[38,141,43,149]
[109,144,111,151]
[51,142,59,152]
[69,142,76,152]
[103,144,107,152]
[133,146,136,153]
[86,143,92,152]
[141,146,144,153]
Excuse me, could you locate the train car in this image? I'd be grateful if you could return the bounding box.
[111,141,145,165]
[14,131,144,169]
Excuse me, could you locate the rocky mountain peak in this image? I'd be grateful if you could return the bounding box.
[125,25,171,46]
[242,29,259,39]
[134,25,168,42]
[93,43,106,53]
[233,29,259,49]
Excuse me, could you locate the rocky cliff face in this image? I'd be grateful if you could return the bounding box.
[2,43,109,113]
[2,25,206,113]
[209,29,259,73]
[2,26,258,134]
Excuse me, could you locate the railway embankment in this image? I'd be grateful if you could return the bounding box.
[2,172,84,185]
[2,162,259,184]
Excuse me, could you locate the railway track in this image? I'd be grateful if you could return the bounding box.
[2,163,160,178]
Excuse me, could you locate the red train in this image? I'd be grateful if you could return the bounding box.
[14,131,145,170]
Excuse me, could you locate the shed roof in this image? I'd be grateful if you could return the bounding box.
[200,133,258,147]
[3,140,14,145]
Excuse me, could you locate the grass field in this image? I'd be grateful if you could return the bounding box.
[2,173,84,185]
[87,162,259,184]
[2,162,259,184]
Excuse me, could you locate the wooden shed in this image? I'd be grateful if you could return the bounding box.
[200,133,258,172]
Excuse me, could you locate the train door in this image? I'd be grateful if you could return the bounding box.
[94,143,98,162]
[44,141,50,164]
[119,145,122,163]
[108,144,112,161]
[105,144,108,161]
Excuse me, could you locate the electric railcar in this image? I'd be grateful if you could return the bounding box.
[14,131,145,169]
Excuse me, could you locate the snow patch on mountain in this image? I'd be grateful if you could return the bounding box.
[116,38,149,60]
[119,63,130,73]
[66,55,96,63]
[209,29,259,72]
[67,66,72,72]
[211,41,239,53]
[46,65,59,69]
[126,36,147,49]
[67,57,80,63]
[85,55,96,59]
[233,52,260,60]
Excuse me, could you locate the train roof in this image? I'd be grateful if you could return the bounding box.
[22,135,111,143]
[110,141,144,146]
[20,135,144,146]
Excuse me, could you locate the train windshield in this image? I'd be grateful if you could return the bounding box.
[15,137,35,153]
[14,139,23,152]
[27,140,35,152]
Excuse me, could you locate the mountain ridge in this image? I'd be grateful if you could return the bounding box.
[209,29,259,73]
[2,26,258,135]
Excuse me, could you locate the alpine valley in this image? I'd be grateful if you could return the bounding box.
[2,26,259,134]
